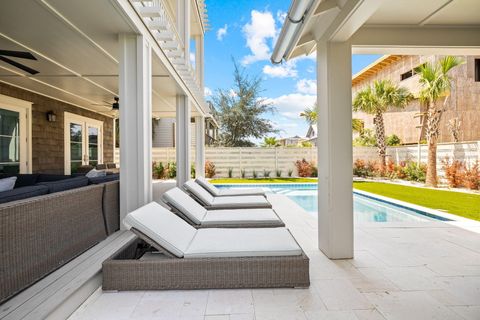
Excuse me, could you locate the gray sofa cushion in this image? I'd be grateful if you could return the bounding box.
[37,174,72,183]
[0,185,49,204]
[37,176,89,193]
[0,174,40,188]
[88,174,119,185]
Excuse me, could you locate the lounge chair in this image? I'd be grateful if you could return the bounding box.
[195,176,266,197]
[183,180,272,209]
[102,202,310,290]
[162,187,284,228]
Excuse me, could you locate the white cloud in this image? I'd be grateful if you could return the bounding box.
[189,52,195,67]
[204,87,212,97]
[216,24,228,41]
[264,93,316,119]
[296,79,317,94]
[241,10,277,65]
[276,10,287,24]
[263,60,297,78]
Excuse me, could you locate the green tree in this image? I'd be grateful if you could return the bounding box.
[353,80,413,168]
[211,60,278,147]
[416,56,463,187]
[300,104,365,134]
[262,137,279,147]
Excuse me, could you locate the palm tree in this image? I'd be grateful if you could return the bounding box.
[353,80,413,168]
[300,105,317,125]
[300,104,365,133]
[262,137,279,147]
[416,56,463,187]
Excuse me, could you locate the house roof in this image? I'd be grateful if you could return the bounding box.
[351,55,403,87]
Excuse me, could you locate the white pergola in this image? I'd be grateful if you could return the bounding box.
[272,0,480,259]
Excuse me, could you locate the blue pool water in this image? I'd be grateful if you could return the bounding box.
[216,184,447,222]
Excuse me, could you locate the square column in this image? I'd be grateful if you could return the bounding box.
[316,40,353,259]
[194,35,204,87]
[195,116,205,177]
[118,34,152,226]
[176,95,191,186]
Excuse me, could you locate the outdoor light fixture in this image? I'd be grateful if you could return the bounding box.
[46,111,56,122]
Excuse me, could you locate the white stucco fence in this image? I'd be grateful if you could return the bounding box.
[114,141,480,178]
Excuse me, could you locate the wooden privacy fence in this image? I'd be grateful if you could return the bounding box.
[113,141,480,178]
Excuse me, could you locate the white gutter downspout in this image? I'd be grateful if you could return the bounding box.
[271,0,314,64]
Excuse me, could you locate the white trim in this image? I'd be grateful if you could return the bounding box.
[64,112,103,175]
[0,94,32,173]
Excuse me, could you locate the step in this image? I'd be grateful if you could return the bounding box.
[0,231,136,320]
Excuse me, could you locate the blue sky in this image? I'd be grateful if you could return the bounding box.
[203,1,380,142]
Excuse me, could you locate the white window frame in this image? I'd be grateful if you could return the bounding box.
[0,94,32,173]
[64,112,103,175]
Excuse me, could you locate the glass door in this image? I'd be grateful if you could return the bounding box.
[65,113,103,174]
[0,108,20,174]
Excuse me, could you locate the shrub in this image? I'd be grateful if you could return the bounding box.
[152,161,165,179]
[275,169,282,178]
[288,169,293,177]
[263,169,271,177]
[353,129,377,147]
[166,161,176,179]
[252,170,258,178]
[353,159,368,177]
[463,162,480,190]
[294,159,315,177]
[442,157,464,188]
[191,164,195,178]
[241,169,246,178]
[386,134,401,146]
[205,160,216,178]
[228,168,233,178]
[311,165,318,177]
[403,161,426,182]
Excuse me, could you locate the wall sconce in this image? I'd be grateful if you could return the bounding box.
[46,111,56,122]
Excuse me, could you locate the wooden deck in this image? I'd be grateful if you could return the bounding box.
[0,231,135,320]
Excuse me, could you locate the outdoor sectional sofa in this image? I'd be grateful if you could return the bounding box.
[0,175,119,303]
[102,202,310,291]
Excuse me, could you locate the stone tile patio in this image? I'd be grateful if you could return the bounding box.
[69,194,480,320]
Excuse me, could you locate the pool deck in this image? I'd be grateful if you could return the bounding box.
[69,194,480,320]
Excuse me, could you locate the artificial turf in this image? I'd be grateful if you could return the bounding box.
[353,181,480,221]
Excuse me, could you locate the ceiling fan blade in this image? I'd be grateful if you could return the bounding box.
[0,56,39,75]
[0,50,37,60]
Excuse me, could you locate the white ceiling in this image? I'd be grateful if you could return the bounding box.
[365,0,480,26]
[0,0,188,117]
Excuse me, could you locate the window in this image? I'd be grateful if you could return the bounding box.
[475,59,480,82]
[400,70,413,81]
[0,95,31,174]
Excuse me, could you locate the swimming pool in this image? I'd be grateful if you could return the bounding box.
[215,183,448,222]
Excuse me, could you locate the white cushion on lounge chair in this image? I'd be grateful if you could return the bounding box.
[201,209,281,226]
[211,195,270,208]
[195,176,265,196]
[184,180,270,208]
[184,228,302,258]
[123,202,196,258]
[163,187,207,224]
[184,180,215,205]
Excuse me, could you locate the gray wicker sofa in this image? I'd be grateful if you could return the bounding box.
[0,179,120,303]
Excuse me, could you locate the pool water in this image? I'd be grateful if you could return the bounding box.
[216,184,442,222]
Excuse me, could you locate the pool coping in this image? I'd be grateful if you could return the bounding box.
[213,182,480,227]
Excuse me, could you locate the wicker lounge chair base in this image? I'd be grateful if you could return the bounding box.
[103,238,310,291]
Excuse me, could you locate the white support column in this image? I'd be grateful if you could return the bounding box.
[119,34,152,227]
[176,0,190,59]
[195,116,205,177]
[316,40,353,259]
[176,95,191,186]
[195,34,204,87]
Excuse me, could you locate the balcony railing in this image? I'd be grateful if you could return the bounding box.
[130,0,205,108]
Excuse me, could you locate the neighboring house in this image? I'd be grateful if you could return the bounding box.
[278,135,306,147]
[0,0,208,175]
[305,125,317,146]
[352,55,480,144]
[152,116,218,147]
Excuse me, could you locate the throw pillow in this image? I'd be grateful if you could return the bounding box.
[0,176,17,192]
[85,169,107,178]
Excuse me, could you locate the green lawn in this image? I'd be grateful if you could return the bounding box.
[210,177,317,184]
[353,181,480,221]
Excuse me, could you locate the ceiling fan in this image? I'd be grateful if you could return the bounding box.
[0,50,39,75]
[91,97,119,110]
